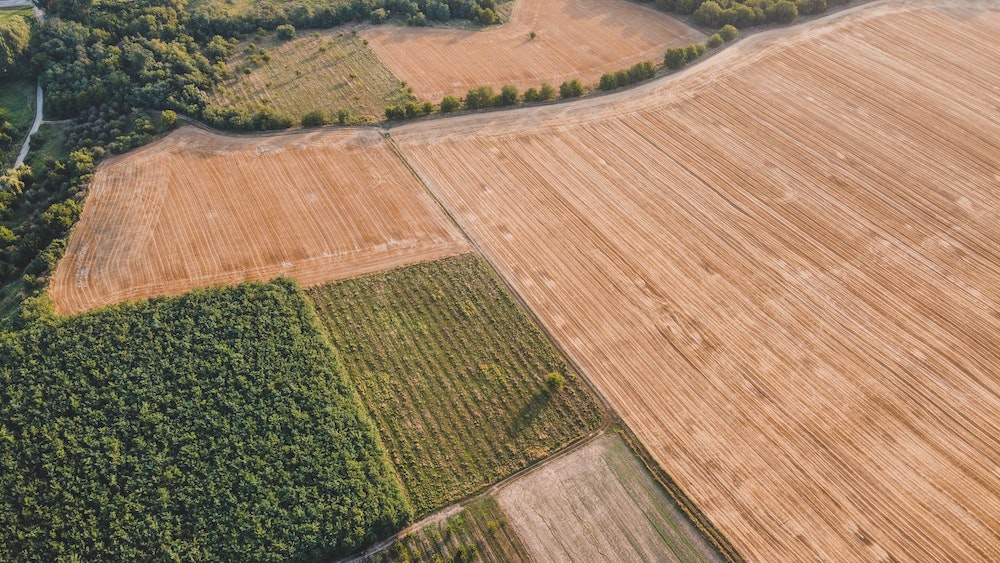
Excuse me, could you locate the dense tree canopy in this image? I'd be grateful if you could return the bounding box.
[0,12,31,74]
[0,280,412,560]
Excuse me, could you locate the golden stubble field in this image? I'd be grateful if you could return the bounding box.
[362,0,705,101]
[50,127,469,315]
[391,1,1000,560]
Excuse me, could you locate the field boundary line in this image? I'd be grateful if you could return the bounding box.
[378,133,741,562]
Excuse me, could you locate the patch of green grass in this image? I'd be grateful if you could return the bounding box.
[0,280,411,560]
[309,254,605,516]
[0,76,35,168]
[211,27,413,124]
[23,122,69,170]
[0,7,32,24]
[364,496,530,562]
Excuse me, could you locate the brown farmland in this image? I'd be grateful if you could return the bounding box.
[497,434,720,562]
[50,127,469,314]
[362,0,705,101]
[391,1,1000,560]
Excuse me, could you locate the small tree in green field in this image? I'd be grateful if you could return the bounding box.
[546,372,565,393]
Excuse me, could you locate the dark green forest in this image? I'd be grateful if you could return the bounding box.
[0,280,411,561]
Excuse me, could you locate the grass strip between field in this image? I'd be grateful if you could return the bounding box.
[309,253,605,516]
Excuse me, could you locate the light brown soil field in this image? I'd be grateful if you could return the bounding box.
[391,1,1000,560]
[497,433,720,562]
[50,126,469,315]
[362,0,705,101]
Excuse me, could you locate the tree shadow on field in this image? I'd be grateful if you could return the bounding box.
[511,389,553,434]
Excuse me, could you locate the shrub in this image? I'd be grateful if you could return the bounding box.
[404,101,422,118]
[664,47,687,70]
[370,8,389,23]
[407,12,427,26]
[796,0,828,15]
[159,110,178,131]
[599,73,618,91]
[499,84,521,106]
[385,105,406,120]
[440,95,461,113]
[546,372,565,392]
[523,87,540,102]
[301,109,328,127]
[559,79,584,99]
[686,43,707,62]
[476,8,496,25]
[769,0,798,24]
[276,24,296,40]
[718,24,739,41]
[539,83,556,100]
[464,86,497,110]
[707,33,724,48]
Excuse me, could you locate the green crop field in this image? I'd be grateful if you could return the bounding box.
[309,254,605,515]
[0,280,411,560]
[363,496,530,563]
[211,28,413,125]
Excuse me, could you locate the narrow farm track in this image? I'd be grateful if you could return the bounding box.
[390,1,1000,560]
[362,0,705,101]
[50,127,469,314]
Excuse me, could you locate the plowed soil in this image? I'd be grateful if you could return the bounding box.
[50,127,469,314]
[362,0,705,101]
[497,434,720,562]
[391,1,1000,560]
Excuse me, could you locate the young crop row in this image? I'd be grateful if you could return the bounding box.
[364,496,530,563]
[309,253,604,515]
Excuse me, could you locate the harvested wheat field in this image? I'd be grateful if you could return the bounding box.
[50,126,469,315]
[391,1,1000,560]
[362,0,704,101]
[497,433,720,562]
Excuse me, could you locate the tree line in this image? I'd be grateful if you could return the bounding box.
[658,0,849,28]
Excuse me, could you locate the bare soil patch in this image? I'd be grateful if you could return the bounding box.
[50,126,469,315]
[391,1,1000,560]
[497,433,720,562]
[362,0,705,101]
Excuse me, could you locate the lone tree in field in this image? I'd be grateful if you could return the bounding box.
[546,372,565,393]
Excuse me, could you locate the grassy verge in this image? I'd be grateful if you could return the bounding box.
[0,76,35,169]
[309,253,604,515]
[211,27,413,125]
[0,280,411,560]
[362,496,530,562]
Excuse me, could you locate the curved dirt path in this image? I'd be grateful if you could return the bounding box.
[13,81,41,168]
